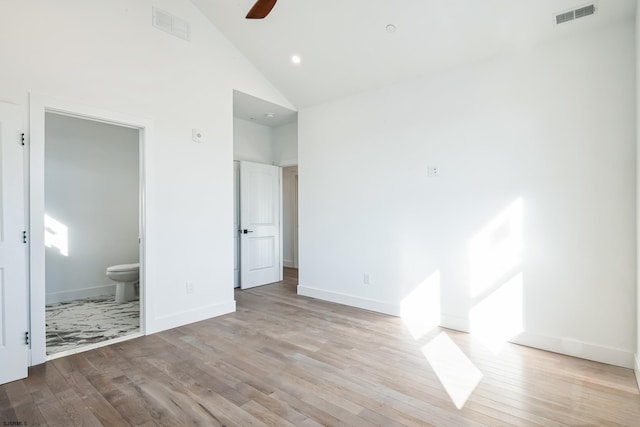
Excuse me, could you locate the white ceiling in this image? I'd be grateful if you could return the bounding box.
[233,90,297,127]
[193,0,636,118]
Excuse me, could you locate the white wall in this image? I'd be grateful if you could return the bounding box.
[0,0,293,349]
[273,121,298,166]
[233,118,273,163]
[299,22,636,368]
[45,113,139,304]
[233,118,298,166]
[635,0,640,388]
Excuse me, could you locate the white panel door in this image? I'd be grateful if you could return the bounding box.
[240,161,282,289]
[0,103,28,384]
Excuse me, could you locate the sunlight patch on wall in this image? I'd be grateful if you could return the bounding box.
[469,198,522,297]
[400,270,441,340]
[470,273,524,354]
[44,214,69,256]
[422,332,483,409]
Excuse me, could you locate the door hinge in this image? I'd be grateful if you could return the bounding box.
[25,331,29,345]
[22,230,27,244]
[21,132,25,146]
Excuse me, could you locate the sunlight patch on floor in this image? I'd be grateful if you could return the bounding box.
[422,332,483,409]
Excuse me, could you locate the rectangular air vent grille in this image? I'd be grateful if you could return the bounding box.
[575,4,596,19]
[153,7,190,41]
[556,11,575,24]
[555,3,596,25]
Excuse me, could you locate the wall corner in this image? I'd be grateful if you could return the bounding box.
[635,353,640,391]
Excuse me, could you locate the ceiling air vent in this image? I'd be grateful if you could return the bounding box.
[555,3,596,25]
[152,7,190,41]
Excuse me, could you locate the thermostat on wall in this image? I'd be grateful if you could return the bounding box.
[192,128,203,143]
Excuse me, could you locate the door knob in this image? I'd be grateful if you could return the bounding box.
[243,229,254,234]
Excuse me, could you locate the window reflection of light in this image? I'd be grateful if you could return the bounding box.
[44,214,69,256]
[396,197,527,410]
[470,273,524,354]
[469,198,522,297]
[400,270,441,341]
[422,332,483,410]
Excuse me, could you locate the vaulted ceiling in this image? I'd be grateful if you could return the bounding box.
[192,0,636,112]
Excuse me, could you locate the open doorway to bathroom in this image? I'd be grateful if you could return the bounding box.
[43,112,141,357]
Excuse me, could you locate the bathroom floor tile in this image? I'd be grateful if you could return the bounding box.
[46,295,140,355]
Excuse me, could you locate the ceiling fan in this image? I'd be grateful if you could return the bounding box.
[246,0,278,19]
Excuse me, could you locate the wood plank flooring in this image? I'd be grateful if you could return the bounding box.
[2,268,639,426]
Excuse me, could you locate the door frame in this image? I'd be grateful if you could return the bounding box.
[281,165,298,268]
[29,94,152,365]
[233,160,240,288]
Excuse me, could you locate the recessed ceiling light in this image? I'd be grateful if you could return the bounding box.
[265,113,275,118]
[385,24,396,33]
[291,55,302,65]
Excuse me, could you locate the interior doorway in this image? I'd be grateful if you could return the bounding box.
[43,113,141,357]
[232,90,298,292]
[29,95,150,366]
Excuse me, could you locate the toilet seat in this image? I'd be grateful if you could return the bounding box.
[107,263,140,273]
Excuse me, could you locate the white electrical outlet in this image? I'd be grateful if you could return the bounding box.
[427,166,440,177]
[364,273,371,285]
[186,282,194,294]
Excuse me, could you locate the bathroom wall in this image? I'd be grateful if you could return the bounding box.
[45,113,139,304]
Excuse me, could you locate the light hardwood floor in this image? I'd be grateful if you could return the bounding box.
[1,268,639,426]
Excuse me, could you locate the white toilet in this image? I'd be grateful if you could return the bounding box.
[106,263,140,303]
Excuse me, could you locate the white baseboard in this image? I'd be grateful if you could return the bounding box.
[283,259,295,268]
[146,300,236,335]
[634,354,640,391]
[433,316,634,368]
[297,285,400,316]
[440,314,470,333]
[510,331,634,369]
[46,284,116,304]
[297,285,635,369]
